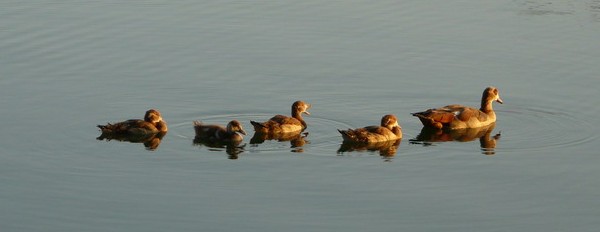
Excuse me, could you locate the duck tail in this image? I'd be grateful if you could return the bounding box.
[250,120,265,128]
[251,120,270,133]
[97,123,113,133]
[338,129,354,141]
[411,112,425,117]
[193,120,203,135]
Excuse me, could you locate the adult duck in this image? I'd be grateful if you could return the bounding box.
[338,114,402,143]
[97,109,167,135]
[193,120,247,142]
[250,101,311,134]
[412,86,503,129]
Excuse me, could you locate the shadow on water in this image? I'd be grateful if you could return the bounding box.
[192,137,246,160]
[97,132,167,151]
[409,123,500,155]
[250,131,309,153]
[337,139,401,161]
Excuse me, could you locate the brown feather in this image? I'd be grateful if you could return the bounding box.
[338,115,402,143]
[251,101,310,134]
[412,87,503,129]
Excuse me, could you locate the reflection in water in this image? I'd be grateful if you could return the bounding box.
[517,0,600,21]
[519,1,573,16]
[193,137,245,159]
[589,0,600,21]
[97,132,167,151]
[410,123,500,155]
[250,131,309,153]
[337,139,401,161]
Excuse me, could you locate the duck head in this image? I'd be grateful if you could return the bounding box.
[144,109,163,123]
[227,120,247,135]
[380,114,400,129]
[483,87,503,104]
[292,101,311,116]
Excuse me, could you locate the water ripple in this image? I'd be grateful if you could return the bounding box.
[495,105,599,153]
[169,113,355,156]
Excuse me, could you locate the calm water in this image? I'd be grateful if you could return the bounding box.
[2,1,600,231]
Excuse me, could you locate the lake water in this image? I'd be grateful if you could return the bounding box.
[2,1,600,231]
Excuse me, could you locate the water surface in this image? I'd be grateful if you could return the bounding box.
[2,1,600,231]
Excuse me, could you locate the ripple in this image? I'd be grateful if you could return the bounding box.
[167,103,599,156]
[168,113,355,155]
[405,101,599,155]
[495,105,599,153]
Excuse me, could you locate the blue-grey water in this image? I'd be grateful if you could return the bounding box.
[2,1,600,231]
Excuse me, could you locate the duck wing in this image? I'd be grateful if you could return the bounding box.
[412,107,457,124]
[268,115,301,125]
[193,121,226,139]
[98,119,150,133]
[338,126,391,143]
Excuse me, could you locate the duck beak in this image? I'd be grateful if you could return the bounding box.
[239,129,247,135]
[496,97,504,104]
[304,104,311,115]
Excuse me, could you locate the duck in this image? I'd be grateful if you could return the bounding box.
[412,86,503,129]
[250,101,311,134]
[97,109,167,135]
[193,120,247,142]
[338,114,402,143]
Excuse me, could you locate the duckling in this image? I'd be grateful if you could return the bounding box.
[250,101,311,134]
[193,120,246,142]
[97,109,167,135]
[412,86,503,129]
[338,114,402,143]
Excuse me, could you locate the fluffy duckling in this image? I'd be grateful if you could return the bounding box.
[412,86,503,129]
[98,109,167,135]
[250,101,311,134]
[338,114,402,143]
[194,120,247,142]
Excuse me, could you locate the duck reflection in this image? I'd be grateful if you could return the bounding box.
[250,131,309,153]
[96,131,167,151]
[410,123,501,155]
[337,139,401,160]
[193,137,245,159]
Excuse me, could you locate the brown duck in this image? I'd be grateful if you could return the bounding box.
[97,109,167,135]
[412,87,503,129]
[250,101,311,134]
[338,114,402,143]
[193,120,247,142]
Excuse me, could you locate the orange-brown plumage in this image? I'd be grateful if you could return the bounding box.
[251,101,311,134]
[338,114,402,143]
[412,87,503,129]
[98,109,167,135]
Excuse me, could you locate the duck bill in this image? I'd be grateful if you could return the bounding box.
[304,103,311,115]
[496,98,504,104]
[239,129,247,135]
